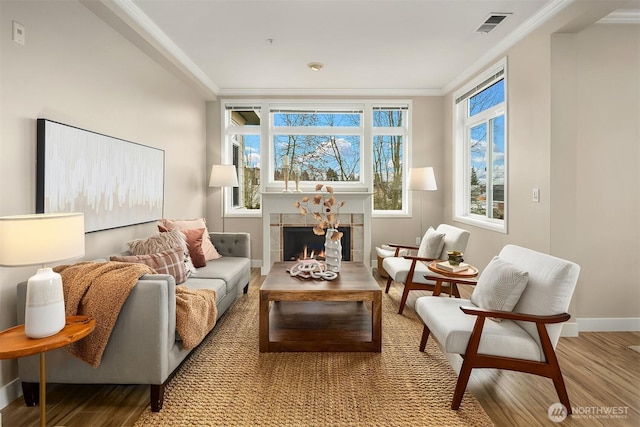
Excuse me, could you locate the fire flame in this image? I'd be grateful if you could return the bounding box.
[298,245,325,261]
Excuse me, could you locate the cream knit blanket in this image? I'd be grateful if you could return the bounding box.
[55,261,217,367]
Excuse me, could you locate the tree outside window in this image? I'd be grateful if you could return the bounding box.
[272,110,361,182]
[372,107,406,211]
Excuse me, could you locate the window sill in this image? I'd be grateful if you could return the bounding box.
[226,208,262,218]
[453,214,506,234]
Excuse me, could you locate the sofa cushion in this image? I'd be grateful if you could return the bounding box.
[415,296,543,362]
[193,257,251,294]
[111,247,187,284]
[127,228,196,275]
[471,256,529,315]
[159,218,221,261]
[417,227,445,259]
[180,228,207,268]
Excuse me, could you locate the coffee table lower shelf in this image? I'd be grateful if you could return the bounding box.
[262,301,379,352]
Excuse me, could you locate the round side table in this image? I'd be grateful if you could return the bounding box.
[426,260,479,296]
[0,315,95,427]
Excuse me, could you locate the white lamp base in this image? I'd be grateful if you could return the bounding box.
[25,268,66,338]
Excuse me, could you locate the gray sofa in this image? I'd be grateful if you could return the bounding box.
[16,231,250,412]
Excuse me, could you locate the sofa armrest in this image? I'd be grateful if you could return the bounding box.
[16,273,179,385]
[209,232,250,258]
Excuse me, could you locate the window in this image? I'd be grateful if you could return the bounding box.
[372,105,408,212]
[454,59,507,232]
[271,106,362,183]
[225,105,261,211]
[222,100,413,215]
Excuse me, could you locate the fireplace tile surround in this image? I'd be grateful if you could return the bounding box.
[261,192,372,274]
[271,214,362,263]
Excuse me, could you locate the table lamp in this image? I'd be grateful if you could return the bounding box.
[408,167,437,236]
[0,213,85,338]
[209,164,239,232]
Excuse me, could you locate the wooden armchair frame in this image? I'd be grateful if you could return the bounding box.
[384,243,460,314]
[420,305,573,413]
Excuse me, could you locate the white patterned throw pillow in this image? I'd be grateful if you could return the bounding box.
[417,227,446,259]
[471,256,529,319]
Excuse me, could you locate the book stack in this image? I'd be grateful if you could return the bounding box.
[436,261,469,273]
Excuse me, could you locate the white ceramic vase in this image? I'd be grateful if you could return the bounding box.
[324,228,342,273]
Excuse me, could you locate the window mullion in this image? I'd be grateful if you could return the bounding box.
[486,119,494,219]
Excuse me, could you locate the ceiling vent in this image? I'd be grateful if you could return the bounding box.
[475,13,510,33]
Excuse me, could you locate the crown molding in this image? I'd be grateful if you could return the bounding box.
[596,9,640,24]
[89,0,219,99]
[217,87,444,97]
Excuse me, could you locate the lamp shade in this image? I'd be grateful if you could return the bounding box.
[0,213,84,338]
[0,213,85,267]
[408,167,437,191]
[209,164,239,188]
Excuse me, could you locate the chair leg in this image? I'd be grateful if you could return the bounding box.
[451,359,474,410]
[451,314,486,410]
[398,284,410,314]
[419,325,431,352]
[537,323,573,414]
[384,276,393,293]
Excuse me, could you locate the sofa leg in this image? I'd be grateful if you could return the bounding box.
[150,384,164,412]
[243,283,249,294]
[22,382,39,406]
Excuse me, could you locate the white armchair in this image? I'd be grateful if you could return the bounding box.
[382,224,470,314]
[416,244,580,412]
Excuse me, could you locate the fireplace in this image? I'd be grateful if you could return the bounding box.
[262,192,371,274]
[282,226,351,262]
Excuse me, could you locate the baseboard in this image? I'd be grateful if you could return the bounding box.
[577,317,640,332]
[0,377,21,411]
[561,321,579,337]
[251,259,262,268]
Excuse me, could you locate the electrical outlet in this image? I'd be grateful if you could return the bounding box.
[13,21,25,45]
[416,237,421,245]
[532,188,540,203]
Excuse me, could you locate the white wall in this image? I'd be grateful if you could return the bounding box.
[552,24,639,322]
[0,0,206,408]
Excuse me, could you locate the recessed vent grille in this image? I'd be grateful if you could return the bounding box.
[475,13,510,33]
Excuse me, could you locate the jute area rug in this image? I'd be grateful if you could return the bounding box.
[134,275,494,426]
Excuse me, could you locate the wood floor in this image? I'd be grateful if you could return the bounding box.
[2,267,638,426]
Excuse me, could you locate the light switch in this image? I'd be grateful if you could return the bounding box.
[13,21,25,45]
[532,188,540,203]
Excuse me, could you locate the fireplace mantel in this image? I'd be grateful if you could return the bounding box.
[261,191,372,274]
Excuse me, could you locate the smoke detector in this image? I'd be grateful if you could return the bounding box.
[475,13,511,33]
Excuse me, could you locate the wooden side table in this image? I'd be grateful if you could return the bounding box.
[426,260,479,296]
[0,315,95,427]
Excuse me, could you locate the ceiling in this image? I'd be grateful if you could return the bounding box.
[87,0,635,98]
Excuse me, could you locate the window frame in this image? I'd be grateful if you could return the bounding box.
[453,58,508,233]
[269,102,365,189]
[371,103,411,216]
[221,99,413,217]
[222,102,263,218]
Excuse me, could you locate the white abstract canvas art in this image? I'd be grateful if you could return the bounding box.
[37,119,164,232]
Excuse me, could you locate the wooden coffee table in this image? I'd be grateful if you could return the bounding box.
[260,262,382,352]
